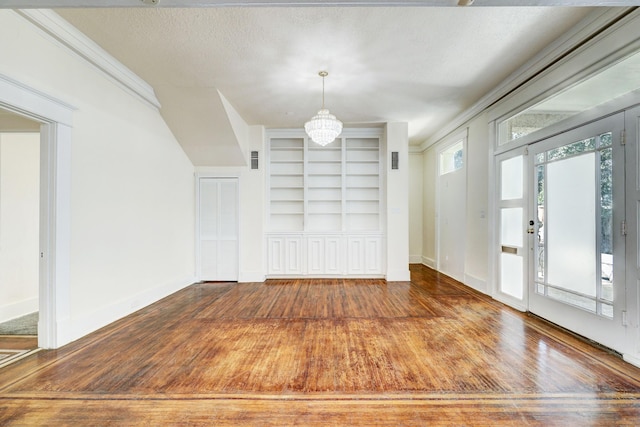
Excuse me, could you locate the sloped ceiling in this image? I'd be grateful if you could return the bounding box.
[51,5,596,165]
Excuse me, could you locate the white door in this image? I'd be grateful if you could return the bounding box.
[437,138,466,282]
[528,113,627,353]
[197,177,238,281]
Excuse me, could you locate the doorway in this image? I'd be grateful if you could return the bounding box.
[0,111,41,366]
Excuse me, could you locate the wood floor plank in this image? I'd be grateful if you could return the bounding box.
[1,265,639,425]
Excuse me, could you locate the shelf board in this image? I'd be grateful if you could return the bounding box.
[308,173,342,176]
[271,212,304,215]
[308,186,341,189]
[346,147,379,151]
[345,160,379,164]
[272,199,304,202]
[346,186,379,189]
[271,173,303,177]
[271,186,304,190]
[308,199,342,202]
[308,212,342,215]
[308,160,342,164]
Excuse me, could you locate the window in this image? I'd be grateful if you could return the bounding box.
[498,49,640,145]
[439,140,464,175]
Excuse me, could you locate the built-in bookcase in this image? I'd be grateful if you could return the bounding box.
[266,130,384,277]
[269,137,304,231]
[268,135,381,232]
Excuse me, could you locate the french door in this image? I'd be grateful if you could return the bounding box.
[197,177,239,281]
[528,113,627,353]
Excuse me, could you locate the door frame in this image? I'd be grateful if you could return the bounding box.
[0,74,74,349]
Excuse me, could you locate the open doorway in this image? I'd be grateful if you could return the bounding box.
[0,109,41,367]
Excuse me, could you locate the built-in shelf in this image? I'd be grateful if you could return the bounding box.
[268,134,381,233]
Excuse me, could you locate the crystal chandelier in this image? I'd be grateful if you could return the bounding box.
[304,71,343,146]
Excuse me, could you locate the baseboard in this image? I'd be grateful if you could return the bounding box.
[422,256,436,269]
[464,273,488,295]
[238,272,266,283]
[623,353,640,369]
[492,293,527,312]
[0,296,38,323]
[386,269,411,282]
[409,255,422,264]
[66,276,196,345]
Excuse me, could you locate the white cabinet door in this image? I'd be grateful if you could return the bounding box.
[347,237,366,275]
[268,235,303,276]
[307,236,342,275]
[198,178,238,281]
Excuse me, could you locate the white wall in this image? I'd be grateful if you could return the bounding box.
[0,10,196,344]
[464,113,489,292]
[421,113,490,292]
[385,122,411,281]
[408,152,423,264]
[0,132,39,322]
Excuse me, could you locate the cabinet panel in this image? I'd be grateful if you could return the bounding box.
[347,237,365,275]
[307,237,325,275]
[285,237,303,274]
[325,237,342,274]
[267,237,285,275]
[365,237,382,274]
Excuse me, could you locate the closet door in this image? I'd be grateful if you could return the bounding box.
[198,177,239,281]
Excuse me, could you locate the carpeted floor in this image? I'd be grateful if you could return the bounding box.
[0,312,38,335]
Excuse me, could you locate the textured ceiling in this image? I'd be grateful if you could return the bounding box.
[54,6,594,162]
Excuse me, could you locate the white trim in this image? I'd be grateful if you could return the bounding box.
[409,255,422,264]
[237,272,266,283]
[0,74,74,126]
[385,269,411,282]
[0,72,73,349]
[68,276,196,343]
[15,10,161,110]
[38,122,72,349]
[5,1,640,6]
[623,353,640,369]
[0,297,39,324]
[493,293,527,312]
[422,256,436,269]
[464,273,487,295]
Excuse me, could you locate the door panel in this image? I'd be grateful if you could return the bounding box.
[198,178,239,281]
[528,113,626,353]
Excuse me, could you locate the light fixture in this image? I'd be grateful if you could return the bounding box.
[304,71,343,146]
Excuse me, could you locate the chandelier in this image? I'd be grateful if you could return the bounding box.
[304,71,343,146]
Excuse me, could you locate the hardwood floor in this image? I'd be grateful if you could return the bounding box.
[1,265,639,425]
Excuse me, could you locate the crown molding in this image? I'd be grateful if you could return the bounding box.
[15,9,161,110]
[418,7,635,152]
[5,0,640,7]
